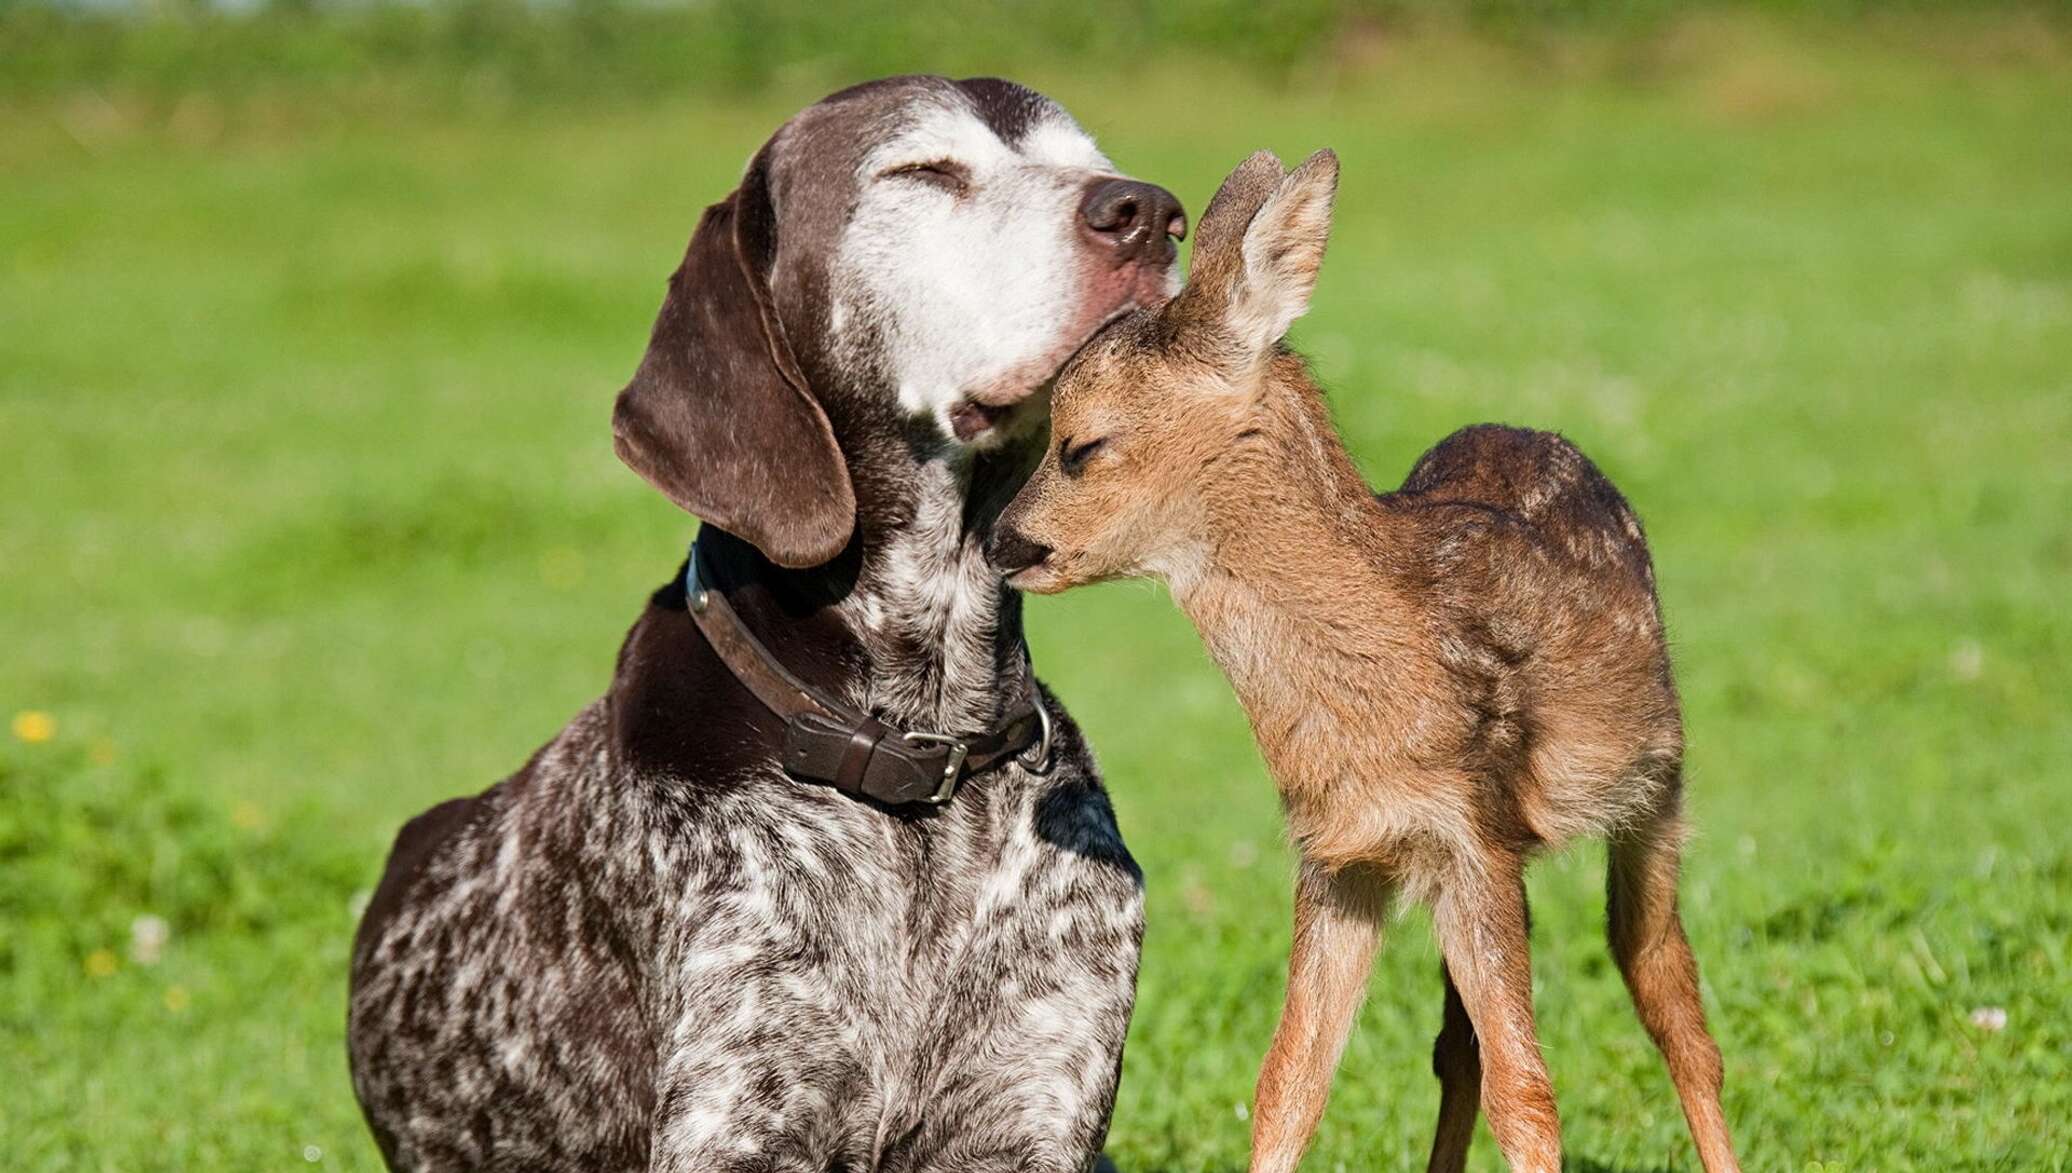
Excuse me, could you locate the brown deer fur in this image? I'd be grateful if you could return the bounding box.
[992,151,1740,1173]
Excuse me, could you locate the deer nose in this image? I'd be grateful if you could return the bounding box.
[987,527,1053,577]
[1079,178,1186,267]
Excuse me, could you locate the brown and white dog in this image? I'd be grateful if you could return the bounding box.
[347,77,1183,1172]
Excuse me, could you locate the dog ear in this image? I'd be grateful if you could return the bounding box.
[612,151,857,569]
[1170,149,1338,357]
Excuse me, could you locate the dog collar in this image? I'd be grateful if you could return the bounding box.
[683,545,1052,808]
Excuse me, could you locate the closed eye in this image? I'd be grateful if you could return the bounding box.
[1059,435,1109,476]
[879,159,972,195]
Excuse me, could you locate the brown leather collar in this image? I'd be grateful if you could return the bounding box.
[684,545,1051,808]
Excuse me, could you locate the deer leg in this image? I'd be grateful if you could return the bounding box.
[1247,861,1391,1173]
[1430,861,1560,1173]
[1607,814,1741,1173]
[1424,961,1481,1173]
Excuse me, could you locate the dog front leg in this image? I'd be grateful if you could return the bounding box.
[882,822,1145,1173]
[645,1023,876,1173]
[1248,861,1391,1173]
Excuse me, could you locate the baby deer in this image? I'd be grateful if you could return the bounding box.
[991,151,1739,1173]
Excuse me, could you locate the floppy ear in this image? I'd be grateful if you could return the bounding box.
[612,151,856,569]
[1173,148,1339,358]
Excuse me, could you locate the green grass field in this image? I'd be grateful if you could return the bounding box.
[5,14,2070,1170]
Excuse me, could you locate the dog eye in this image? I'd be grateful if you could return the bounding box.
[1059,435,1109,475]
[881,159,971,194]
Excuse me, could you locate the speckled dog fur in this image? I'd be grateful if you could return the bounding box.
[347,76,1187,1172]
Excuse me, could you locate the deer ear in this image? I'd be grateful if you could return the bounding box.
[1169,150,1284,329]
[612,150,857,569]
[1173,149,1338,358]
[1228,149,1339,353]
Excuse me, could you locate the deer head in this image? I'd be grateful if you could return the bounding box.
[990,148,1340,593]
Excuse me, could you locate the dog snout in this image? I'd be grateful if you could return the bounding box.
[1079,179,1186,267]
[987,526,1053,577]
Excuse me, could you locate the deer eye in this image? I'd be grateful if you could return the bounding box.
[880,159,971,195]
[1059,435,1109,476]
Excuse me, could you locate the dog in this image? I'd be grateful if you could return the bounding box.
[347,76,1186,1172]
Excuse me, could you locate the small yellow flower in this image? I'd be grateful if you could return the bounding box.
[89,738,118,766]
[84,948,119,978]
[230,801,266,831]
[12,710,56,743]
[164,985,191,1013]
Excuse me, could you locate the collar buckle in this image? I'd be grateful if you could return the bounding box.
[687,541,1042,810]
[901,731,969,804]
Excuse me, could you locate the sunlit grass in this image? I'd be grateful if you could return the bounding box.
[4,15,2068,1170]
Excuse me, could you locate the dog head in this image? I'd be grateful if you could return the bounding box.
[990,149,1339,594]
[613,76,1186,569]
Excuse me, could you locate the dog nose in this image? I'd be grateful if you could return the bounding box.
[987,527,1053,577]
[1079,178,1186,266]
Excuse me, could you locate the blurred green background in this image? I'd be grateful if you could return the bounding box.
[4,2,2069,1169]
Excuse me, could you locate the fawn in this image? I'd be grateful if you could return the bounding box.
[990,151,1740,1173]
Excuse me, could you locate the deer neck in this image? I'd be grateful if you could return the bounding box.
[1165,361,1421,778]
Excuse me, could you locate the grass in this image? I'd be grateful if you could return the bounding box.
[5,13,2070,1171]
